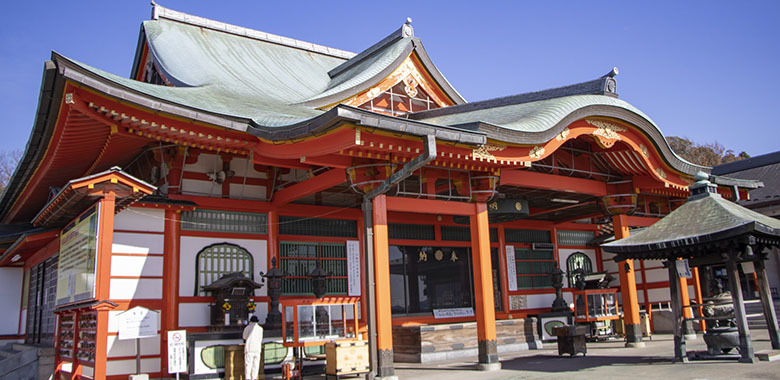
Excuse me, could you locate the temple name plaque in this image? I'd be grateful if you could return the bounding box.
[433,308,474,319]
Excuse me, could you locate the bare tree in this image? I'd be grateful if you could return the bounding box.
[668,136,749,167]
[0,149,23,193]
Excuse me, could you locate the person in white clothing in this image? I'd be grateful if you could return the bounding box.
[243,315,264,380]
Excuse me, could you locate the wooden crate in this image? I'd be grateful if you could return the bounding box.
[325,340,369,376]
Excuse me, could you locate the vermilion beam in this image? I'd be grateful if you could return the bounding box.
[271,169,346,207]
[385,196,475,216]
[300,154,353,168]
[501,169,607,197]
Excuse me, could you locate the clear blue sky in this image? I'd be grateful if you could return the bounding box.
[1,1,778,156]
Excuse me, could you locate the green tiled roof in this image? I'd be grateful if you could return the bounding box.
[417,94,653,133]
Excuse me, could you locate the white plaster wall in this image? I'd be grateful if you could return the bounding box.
[635,270,643,284]
[179,236,267,297]
[526,293,556,309]
[107,334,160,358]
[229,183,266,200]
[601,252,619,274]
[114,208,165,232]
[644,268,668,284]
[647,288,671,304]
[111,256,164,277]
[178,303,210,327]
[181,179,222,197]
[184,153,221,173]
[229,157,267,178]
[0,267,22,335]
[112,232,164,255]
[106,358,160,376]
[109,278,163,300]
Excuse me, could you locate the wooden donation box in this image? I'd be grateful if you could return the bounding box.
[325,340,369,378]
[553,325,588,357]
[223,344,244,380]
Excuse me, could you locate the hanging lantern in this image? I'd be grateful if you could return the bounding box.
[598,194,638,216]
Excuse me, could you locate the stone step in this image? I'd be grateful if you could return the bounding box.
[755,350,780,361]
[0,347,17,359]
[11,344,35,352]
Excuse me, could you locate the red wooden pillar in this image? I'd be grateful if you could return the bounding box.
[470,203,500,370]
[93,191,116,379]
[678,260,696,338]
[372,195,394,377]
[161,209,181,376]
[614,214,644,347]
[692,267,706,332]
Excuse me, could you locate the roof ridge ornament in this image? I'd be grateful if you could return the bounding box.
[689,171,720,200]
[602,67,618,94]
[402,17,414,38]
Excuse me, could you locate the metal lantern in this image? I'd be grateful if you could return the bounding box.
[260,257,287,331]
[550,264,569,312]
[309,259,329,299]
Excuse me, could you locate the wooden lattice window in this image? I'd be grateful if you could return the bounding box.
[514,248,555,289]
[196,243,254,296]
[279,242,347,296]
[566,252,593,288]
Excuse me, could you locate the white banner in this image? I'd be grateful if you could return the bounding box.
[506,245,517,291]
[167,330,187,374]
[346,240,361,296]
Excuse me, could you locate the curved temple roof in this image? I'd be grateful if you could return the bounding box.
[3,3,745,224]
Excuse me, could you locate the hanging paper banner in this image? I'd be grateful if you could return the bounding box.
[506,245,517,291]
[347,240,361,296]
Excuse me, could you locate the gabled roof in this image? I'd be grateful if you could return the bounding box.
[298,20,466,107]
[712,151,780,209]
[33,167,155,228]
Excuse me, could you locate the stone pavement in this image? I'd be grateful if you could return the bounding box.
[301,329,780,380]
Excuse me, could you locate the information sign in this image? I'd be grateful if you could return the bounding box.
[117,306,159,340]
[56,205,100,306]
[167,330,188,374]
[676,259,692,279]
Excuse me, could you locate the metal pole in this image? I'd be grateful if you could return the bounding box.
[136,338,141,374]
[363,200,377,380]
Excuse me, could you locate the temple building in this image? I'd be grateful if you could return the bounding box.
[0,4,761,379]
